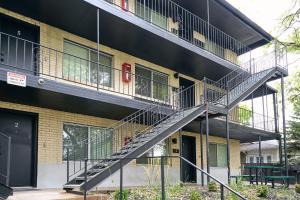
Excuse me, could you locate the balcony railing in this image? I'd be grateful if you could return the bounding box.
[228,106,277,133]
[104,0,252,69]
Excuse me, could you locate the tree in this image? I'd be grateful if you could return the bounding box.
[279,0,300,52]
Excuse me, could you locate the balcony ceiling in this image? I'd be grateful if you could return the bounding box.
[0,0,271,82]
[173,0,273,49]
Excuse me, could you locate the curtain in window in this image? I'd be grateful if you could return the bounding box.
[63,41,89,83]
[137,140,170,164]
[153,72,168,100]
[209,144,218,167]
[217,144,227,167]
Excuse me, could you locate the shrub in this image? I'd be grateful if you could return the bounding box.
[295,184,300,194]
[189,190,202,200]
[113,189,129,200]
[208,182,218,192]
[256,185,268,198]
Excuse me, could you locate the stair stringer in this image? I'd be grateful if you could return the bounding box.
[228,67,278,110]
[80,105,207,191]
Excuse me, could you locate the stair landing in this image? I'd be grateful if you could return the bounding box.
[7,189,108,200]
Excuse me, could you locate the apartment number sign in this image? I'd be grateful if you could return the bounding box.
[7,72,27,87]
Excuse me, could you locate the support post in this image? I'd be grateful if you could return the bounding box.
[262,87,266,130]
[200,121,204,186]
[161,156,165,200]
[226,115,231,184]
[84,159,88,200]
[251,93,254,128]
[67,148,69,183]
[259,136,262,185]
[120,159,123,200]
[279,135,283,166]
[203,78,210,183]
[273,93,278,133]
[179,129,183,182]
[281,74,288,176]
[97,8,100,91]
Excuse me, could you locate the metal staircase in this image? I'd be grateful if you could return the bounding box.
[63,48,288,192]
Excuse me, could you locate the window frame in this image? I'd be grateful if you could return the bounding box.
[135,64,169,100]
[63,39,114,87]
[62,122,113,161]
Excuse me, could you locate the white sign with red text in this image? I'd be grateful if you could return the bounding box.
[7,72,27,87]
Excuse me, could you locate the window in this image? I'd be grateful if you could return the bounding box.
[135,1,167,29]
[135,65,168,100]
[62,123,113,161]
[63,40,113,87]
[267,155,272,163]
[256,156,264,163]
[137,140,170,164]
[249,156,254,163]
[209,143,227,167]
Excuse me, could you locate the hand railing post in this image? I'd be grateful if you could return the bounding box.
[203,77,207,104]
[67,148,69,183]
[6,136,11,186]
[84,158,88,200]
[119,159,123,200]
[220,184,224,200]
[161,156,165,200]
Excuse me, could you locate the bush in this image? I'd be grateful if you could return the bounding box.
[256,185,268,198]
[208,182,218,192]
[189,190,202,200]
[113,189,129,200]
[295,184,300,194]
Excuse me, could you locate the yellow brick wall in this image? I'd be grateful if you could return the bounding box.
[169,131,240,170]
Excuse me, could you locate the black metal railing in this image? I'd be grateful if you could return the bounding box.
[72,156,246,200]
[229,106,277,133]
[104,0,251,68]
[0,132,11,186]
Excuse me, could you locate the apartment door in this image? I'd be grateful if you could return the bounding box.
[0,110,37,187]
[0,14,39,74]
[181,135,197,183]
[179,77,195,108]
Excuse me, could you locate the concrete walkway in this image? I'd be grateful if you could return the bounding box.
[7,189,109,200]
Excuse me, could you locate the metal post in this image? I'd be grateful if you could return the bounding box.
[67,148,69,183]
[97,8,100,91]
[84,159,88,200]
[179,129,183,182]
[220,185,224,200]
[258,136,262,185]
[200,121,204,186]
[204,78,210,183]
[226,115,231,184]
[262,87,266,130]
[120,159,123,200]
[273,93,278,132]
[251,93,254,128]
[206,0,210,50]
[161,156,165,200]
[281,74,288,176]
[279,136,283,165]
[6,136,11,186]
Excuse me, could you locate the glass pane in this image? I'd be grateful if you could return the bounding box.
[90,127,113,159]
[135,66,152,97]
[62,124,88,161]
[153,72,168,100]
[90,51,112,87]
[135,1,151,21]
[209,144,217,167]
[63,41,89,83]
[151,10,167,29]
[137,140,169,164]
[217,144,227,167]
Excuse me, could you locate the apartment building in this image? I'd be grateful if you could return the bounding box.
[0,0,288,197]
